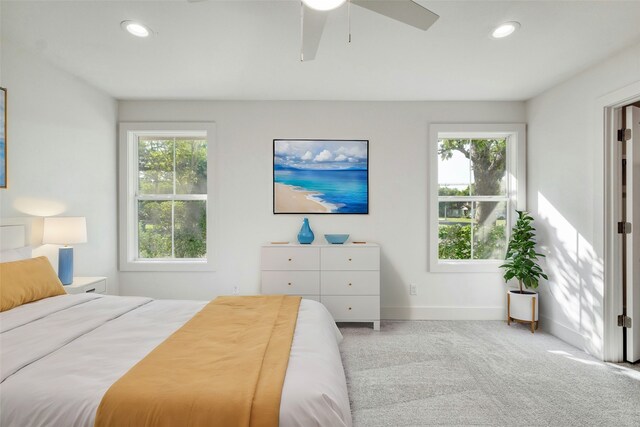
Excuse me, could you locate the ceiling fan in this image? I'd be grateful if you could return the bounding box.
[188,0,439,61]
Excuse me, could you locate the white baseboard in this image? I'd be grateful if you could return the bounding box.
[381,306,504,320]
[538,314,594,355]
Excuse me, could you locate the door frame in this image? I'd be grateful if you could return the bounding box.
[600,80,640,362]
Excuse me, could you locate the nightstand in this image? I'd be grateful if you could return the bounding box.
[64,277,107,295]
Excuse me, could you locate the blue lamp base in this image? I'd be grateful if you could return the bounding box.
[58,246,74,285]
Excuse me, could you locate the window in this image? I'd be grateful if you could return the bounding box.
[119,122,215,271]
[429,124,526,272]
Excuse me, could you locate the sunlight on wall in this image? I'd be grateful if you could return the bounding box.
[13,197,66,216]
[537,192,603,356]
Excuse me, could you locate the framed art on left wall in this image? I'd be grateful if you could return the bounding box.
[0,87,6,188]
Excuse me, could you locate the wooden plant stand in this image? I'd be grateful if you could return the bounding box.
[507,292,539,334]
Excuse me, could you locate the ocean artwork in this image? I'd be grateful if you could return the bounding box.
[0,87,5,188]
[273,139,368,214]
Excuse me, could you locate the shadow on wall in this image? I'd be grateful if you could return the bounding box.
[535,192,603,356]
[380,250,406,315]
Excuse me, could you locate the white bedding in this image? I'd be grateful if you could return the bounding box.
[0,294,352,427]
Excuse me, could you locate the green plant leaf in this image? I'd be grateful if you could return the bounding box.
[500,209,548,288]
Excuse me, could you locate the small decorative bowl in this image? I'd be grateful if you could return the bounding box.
[324,234,349,244]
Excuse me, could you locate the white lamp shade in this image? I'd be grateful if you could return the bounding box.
[42,217,87,245]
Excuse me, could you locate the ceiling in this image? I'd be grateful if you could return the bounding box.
[2,0,640,101]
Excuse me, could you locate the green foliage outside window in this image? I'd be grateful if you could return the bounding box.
[438,223,506,260]
[137,138,207,259]
[438,224,471,259]
[438,138,509,260]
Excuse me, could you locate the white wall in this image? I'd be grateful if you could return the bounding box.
[526,42,640,358]
[119,100,525,319]
[0,41,119,293]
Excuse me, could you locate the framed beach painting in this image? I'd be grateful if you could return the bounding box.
[273,139,369,214]
[0,87,5,188]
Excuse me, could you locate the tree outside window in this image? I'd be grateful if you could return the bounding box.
[137,137,208,259]
[437,138,509,261]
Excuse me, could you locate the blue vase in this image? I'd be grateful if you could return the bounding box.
[58,246,74,285]
[297,218,314,244]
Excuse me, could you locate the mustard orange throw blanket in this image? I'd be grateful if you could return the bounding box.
[95,295,301,427]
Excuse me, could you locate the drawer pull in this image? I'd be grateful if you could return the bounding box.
[288,282,292,286]
[348,307,352,310]
[348,283,352,286]
[86,288,96,293]
[348,258,352,261]
[288,258,292,261]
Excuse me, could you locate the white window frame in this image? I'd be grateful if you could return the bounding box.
[119,122,216,272]
[429,123,526,273]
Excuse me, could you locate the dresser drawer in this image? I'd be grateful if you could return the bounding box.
[261,271,320,295]
[261,247,320,271]
[321,271,380,295]
[321,247,379,271]
[321,296,380,321]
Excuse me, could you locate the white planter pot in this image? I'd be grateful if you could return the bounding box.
[507,289,538,322]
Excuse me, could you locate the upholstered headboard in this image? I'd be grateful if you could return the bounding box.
[0,217,43,247]
[0,218,57,267]
[0,225,26,250]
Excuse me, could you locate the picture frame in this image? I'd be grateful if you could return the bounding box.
[0,87,6,189]
[273,139,369,214]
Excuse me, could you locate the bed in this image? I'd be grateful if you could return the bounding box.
[0,225,352,427]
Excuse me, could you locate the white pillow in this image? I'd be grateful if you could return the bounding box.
[0,247,33,263]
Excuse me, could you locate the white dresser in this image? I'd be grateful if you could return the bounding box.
[261,243,380,330]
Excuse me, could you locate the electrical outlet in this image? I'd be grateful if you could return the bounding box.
[409,284,417,296]
[233,285,240,295]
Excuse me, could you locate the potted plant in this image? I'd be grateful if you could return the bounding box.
[500,210,548,333]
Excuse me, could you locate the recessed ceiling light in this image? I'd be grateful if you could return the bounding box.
[491,21,520,39]
[121,20,152,38]
[302,0,346,12]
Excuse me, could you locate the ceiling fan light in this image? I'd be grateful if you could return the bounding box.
[121,20,152,38]
[491,21,520,39]
[302,0,347,12]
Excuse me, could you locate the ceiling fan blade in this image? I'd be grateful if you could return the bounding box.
[352,0,439,31]
[301,5,327,62]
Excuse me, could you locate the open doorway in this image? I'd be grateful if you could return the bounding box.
[603,87,640,363]
[617,102,640,363]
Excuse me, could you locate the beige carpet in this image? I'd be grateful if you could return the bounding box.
[338,321,640,427]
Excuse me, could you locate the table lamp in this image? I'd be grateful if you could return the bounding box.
[42,217,87,285]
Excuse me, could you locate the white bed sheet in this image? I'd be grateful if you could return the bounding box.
[0,294,352,427]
